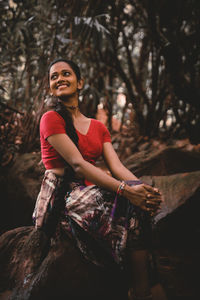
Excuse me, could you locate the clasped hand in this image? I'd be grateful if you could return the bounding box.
[125,184,162,216]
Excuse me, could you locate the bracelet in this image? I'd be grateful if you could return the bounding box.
[117,181,126,196]
[111,181,126,219]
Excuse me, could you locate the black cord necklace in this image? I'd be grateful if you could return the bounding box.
[65,105,79,110]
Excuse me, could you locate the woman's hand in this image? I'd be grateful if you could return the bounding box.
[123,184,162,216]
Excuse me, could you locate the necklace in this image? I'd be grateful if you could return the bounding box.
[65,105,79,110]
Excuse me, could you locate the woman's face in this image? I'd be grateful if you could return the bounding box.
[49,61,83,99]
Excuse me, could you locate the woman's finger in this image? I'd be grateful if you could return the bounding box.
[144,184,161,195]
[145,191,162,203]
[146,193,161,200]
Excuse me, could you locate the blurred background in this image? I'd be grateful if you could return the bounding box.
[0,0,200,163]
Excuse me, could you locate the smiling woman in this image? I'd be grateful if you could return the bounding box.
[49,61,84,101]
[32,58,167,300]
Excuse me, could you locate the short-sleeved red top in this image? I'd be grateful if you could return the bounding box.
[40,111,111,184]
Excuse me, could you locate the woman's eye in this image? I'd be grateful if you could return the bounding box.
[51,74,57,80]
[63,71,70,76]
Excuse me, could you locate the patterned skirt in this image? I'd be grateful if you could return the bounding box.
[33,170,152,269]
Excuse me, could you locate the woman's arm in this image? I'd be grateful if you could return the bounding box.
[102,142,138,181]
[48,133,162,214]
[48,133,121,192]
[102,142,162,214]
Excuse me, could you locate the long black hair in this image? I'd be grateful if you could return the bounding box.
[43,58,82,237]
[47,58,81,148]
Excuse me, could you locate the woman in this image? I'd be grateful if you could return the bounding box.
[33,58,167,300]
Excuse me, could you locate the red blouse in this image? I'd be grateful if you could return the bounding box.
[40,111,111,184]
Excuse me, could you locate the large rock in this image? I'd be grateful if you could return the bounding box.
[141,171,200,248]
[123,146,200,176]
[0,226,128,300]
[141,170,200,222]
[1,152,44,233]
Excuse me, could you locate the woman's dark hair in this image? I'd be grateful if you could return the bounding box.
[48,58,81,82]
[47,58,81,148]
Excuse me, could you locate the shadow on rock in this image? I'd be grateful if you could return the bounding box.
[0,225,128,300]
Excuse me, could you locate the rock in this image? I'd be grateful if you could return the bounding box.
[123,146,200,176]
[141,170,200,223]
[0,152,44,234]
[8,152,44,201]
[0,226,128,300]
[140,171,200,249]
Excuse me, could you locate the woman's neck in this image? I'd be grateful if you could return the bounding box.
[60,96,79,116]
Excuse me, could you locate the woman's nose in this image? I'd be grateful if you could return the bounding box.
[56,72,66,82]
[56,77,67,86]
[57,77,65,83]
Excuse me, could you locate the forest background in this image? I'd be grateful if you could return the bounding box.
[0,0,200,164]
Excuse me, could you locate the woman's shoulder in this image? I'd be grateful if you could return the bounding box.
[41,110,64,121]
[42,110,59,118]
[40,110,66,127]
[40,110,66,136]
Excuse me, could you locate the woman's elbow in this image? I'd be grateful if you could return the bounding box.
[71,159,85,175]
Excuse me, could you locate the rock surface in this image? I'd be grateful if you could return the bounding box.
[1,152,44,234]
[0,226,128,300]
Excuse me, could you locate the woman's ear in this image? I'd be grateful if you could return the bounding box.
[78,78,84,90]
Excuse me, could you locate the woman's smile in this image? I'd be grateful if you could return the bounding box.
[56,83,70,90]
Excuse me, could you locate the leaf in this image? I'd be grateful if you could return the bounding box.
[94,19,110,34]
[56,35,73,44]
[25,16,36,26]
[73,16,110,34]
